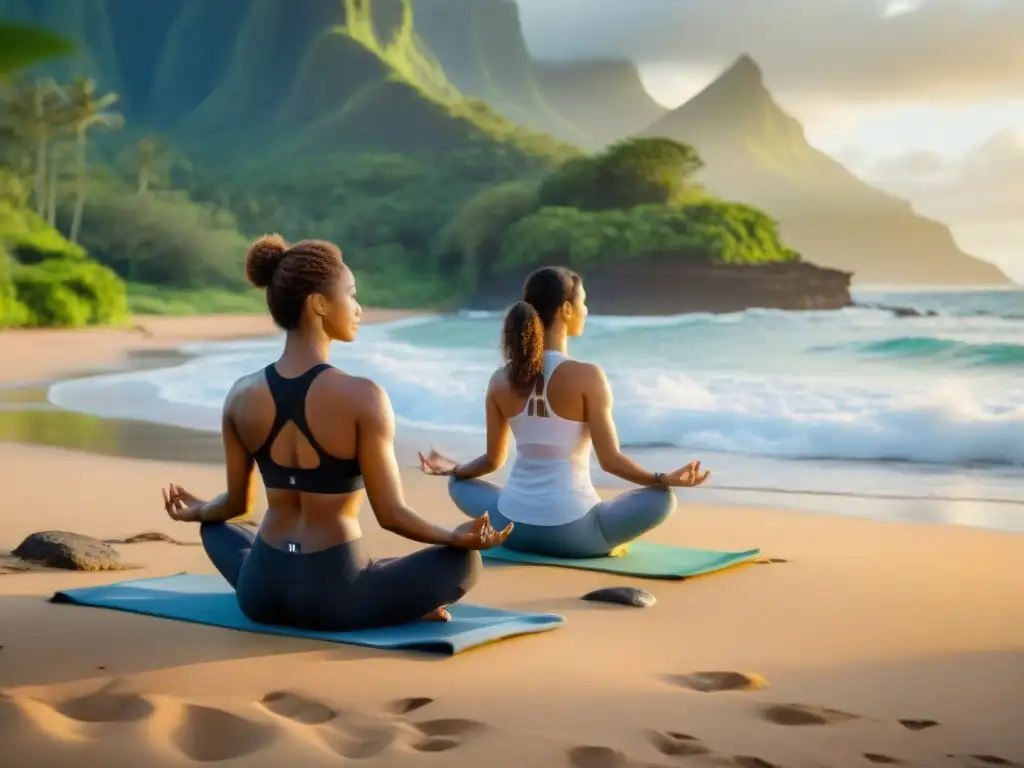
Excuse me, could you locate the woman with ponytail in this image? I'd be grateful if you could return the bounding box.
[419,267,710,558]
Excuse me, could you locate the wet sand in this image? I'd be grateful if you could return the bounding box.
[0,315,1022,768]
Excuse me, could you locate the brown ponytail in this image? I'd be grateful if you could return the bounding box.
[501,266,582,393]
[502,301,544,393]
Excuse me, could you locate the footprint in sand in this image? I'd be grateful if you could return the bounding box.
[864,754,902,765]
[259,692,397,758]
[412,735,463,753]
[52,684,155,723]
[173,703,277,762]
[567,745,630,768]
[647,731,712,757]
[673,671,768,693]
[733,757,783,768]
[759,703,859,726]
[899,718,940,731]
[324,724,399,759]
[259,691,336,725]
[406,719,485,753]
[411,718,485,738]
[948,756,1022,767]
[386,696,434,715]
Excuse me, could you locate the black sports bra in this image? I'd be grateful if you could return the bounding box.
[252,363,364,494]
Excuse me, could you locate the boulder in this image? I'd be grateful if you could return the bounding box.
[11,530,124,571]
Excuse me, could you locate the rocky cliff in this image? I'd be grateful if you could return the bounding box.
[640,56,1010,286]
[466,260,852,315]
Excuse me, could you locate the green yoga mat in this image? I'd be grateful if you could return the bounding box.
[482,542,760,579]
[51,573,565,656]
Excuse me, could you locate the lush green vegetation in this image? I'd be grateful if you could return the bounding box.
[0,22,130,329]
[437,138,799,285]
[0,3,803,328]
[0,21,73,78]
[125,283,264,316]
[0,191,127,328]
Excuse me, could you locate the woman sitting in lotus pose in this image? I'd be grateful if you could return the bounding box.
[419,266,709,558]
[161,234,511,631]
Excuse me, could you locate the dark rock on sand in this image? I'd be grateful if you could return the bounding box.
[12,530,125,571]
[581,586,656,608]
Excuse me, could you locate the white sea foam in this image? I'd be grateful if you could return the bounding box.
[49,302,1024,468]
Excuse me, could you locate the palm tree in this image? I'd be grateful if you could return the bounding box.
[129,135,170,196]
[40,79,72,226]
[1,78,49,214]
[0,77,72,219]
[64,76,123,243]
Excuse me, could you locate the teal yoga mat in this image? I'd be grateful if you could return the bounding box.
[51,573,564,655]
[482,542,760,579]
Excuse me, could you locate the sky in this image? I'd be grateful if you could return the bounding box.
[515,0,1024,281]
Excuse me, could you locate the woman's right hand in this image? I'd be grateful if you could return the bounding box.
[162,483,206,522]
[450,513,513,550]
[664,461,711,488]
[418,449,457,476]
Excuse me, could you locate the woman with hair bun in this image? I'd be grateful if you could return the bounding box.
[419,266,709,558]
[160,234,511,630]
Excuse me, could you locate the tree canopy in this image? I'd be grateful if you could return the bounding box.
[538,137,706,211]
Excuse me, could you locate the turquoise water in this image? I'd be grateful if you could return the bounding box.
[49,288,1024,532]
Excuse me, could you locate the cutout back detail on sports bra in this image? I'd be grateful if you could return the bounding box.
[252,363,364,494]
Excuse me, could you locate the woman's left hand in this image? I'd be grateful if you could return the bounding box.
[418,449,457,476]
[162,483,206,522]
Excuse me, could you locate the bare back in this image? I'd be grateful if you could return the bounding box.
[227,365,368,551]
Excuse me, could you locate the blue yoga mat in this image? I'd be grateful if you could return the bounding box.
[482,542,760,580]
[51,573,564,655]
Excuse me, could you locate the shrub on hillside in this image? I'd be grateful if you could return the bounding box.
[434,179,539,281]
[499,203,800,270]
[65,187,250,290]
[537,137,706,212]
[12,257,127,327]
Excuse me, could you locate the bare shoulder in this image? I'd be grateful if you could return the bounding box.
[223,370,265,411]
[488,365,512,394]
[329,372,391,415]
[565,359,607,388]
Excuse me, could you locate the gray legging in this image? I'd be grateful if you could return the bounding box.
[447,476,677,558]
[200,522,481,632]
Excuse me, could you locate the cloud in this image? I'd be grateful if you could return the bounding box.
[514,0,1024,102]
[866,128,1024,222]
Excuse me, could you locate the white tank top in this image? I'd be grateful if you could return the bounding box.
[497,351,602,526]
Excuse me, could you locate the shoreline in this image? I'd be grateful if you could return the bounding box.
[3,313,1021,535]
[0,315,1022,767]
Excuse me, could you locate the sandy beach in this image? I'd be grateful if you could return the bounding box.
[0,315,1022,768]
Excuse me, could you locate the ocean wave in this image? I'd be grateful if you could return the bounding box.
[48,346,1024,469]
[46,299,1024,471]
[817,336,1024,367]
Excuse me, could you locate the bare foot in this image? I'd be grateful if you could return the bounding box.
[421,607,451,622]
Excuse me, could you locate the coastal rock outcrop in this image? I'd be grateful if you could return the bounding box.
[468,260,852,315]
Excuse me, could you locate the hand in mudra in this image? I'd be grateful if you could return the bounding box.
[451,513,513,550]
[418,449,457,476]
[162,483,205,522]
[665,461,711,488]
